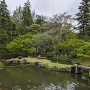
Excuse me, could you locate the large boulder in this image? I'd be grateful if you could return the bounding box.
[58,68,67,72]
[49,66,58,71]
[39,63,46,68]
[22,59,27,65]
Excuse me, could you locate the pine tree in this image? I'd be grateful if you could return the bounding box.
[0,0,15,41]
[0,0,10,28]
[11,6,23,26]
[22,0,33,26]
[76,0,90,40]
[35,15,46,25]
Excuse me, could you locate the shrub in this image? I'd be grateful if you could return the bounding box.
[18,56,23,59]
[45,51,55,60]
[69,51,77,58]
[34,62,39,66]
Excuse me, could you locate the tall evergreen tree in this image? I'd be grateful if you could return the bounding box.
[76,0,90,40]
[35,15,46,25]
[11,6,23,26]
[0,0,10,28]
[11,6,23,36]
[0,0,15,41]
[0,0,10,52]
[22,0,33,26]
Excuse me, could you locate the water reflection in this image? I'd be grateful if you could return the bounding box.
[0,66,90,90]
[12,85,21,90]
[28,81,78,90]
[71,73,90,86]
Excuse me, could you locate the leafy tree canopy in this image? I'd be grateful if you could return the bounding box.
[6,32,34,53]
[77,42,90,58]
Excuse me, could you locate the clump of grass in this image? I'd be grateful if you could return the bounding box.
[0,62,4,68]
[51,66,58,71]
[45,64,49,70]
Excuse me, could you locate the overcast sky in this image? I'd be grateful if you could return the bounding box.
[5,0,82,17]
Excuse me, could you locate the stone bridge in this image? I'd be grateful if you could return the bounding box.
[71,64,90,77]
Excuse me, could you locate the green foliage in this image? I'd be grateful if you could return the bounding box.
[0,0,10,19]
[31,34,52,47]
[16,25,28,36]
[22,0,33,26]
[6,32,33,53]
[6,32,53,56]
[18,56,23,59]
[45,64,49,70]
[11,6,23,26]
[85,25,90,36]
[0,62,4,68]
[66,32,78,40]
[41,12,74,43]
[76,0,90,40]
[0,28,9,44]
[0,0,16,42]
[27,24,41,34]
[0,0,90,65]
[46,51,55,59]
[0,44,6,53]
[35,15,46,25]
[56,38,90,59]
[77,42,90,58]
[33,34,53,56]
[58,39,86,58]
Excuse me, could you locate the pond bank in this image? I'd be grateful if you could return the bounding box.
[5,57,72,72]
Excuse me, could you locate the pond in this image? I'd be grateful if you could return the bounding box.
[0,65,90,90]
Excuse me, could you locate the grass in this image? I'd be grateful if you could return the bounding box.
[18,57,72,69]
[0,62,4,68]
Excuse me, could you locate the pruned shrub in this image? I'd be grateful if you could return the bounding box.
[18,56,23,59]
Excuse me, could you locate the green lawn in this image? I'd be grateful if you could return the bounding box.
[19,57,72,68]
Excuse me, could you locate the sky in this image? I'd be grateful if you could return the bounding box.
[5,0,82,17]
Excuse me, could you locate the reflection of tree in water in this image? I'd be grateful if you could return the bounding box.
[12,85,21,90]
[71,73,90,86]
[30,81,77,90]
[0,87,6,90]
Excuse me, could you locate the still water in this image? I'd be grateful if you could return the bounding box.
[0,65,90,90]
